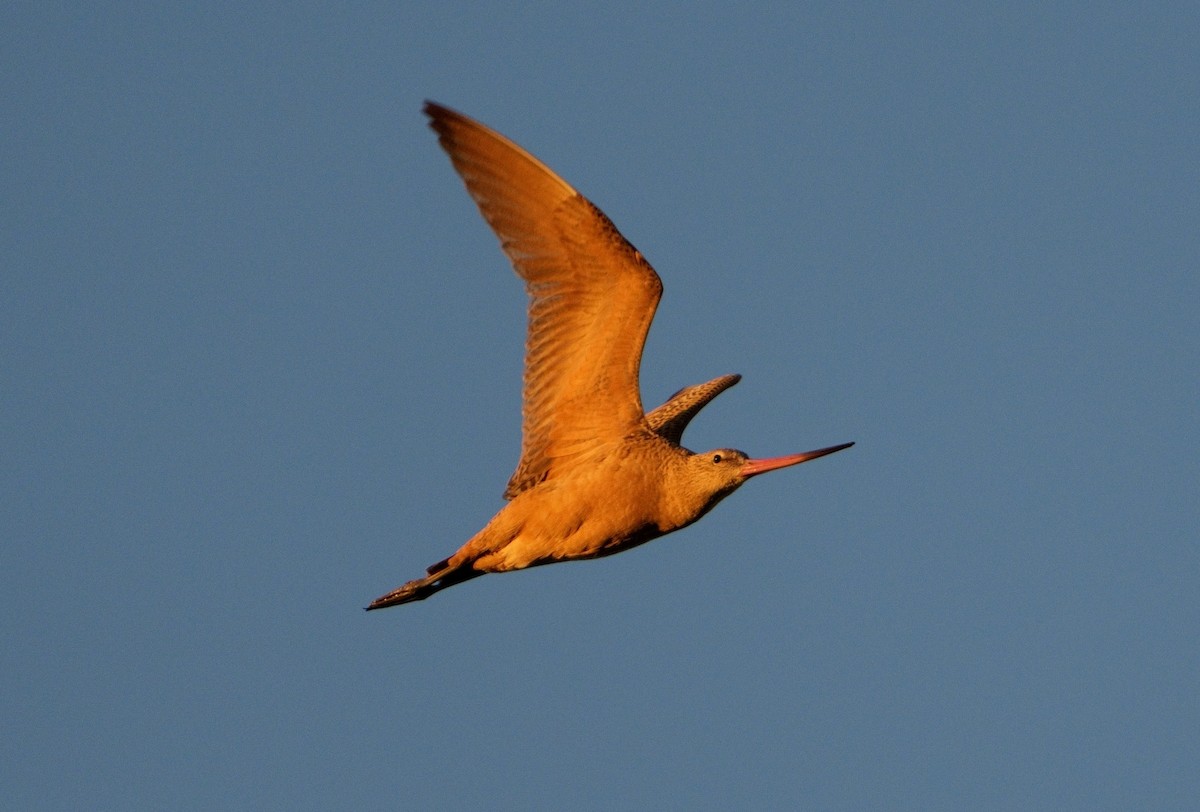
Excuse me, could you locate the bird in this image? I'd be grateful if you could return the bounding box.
[366,102,852,610]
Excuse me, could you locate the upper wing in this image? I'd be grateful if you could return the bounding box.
[424,102,663,499]
[644,374,741,446]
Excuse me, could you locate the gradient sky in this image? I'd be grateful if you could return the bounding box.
[4,4,1198,810]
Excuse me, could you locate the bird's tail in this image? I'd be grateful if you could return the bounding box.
[365,564,481,611]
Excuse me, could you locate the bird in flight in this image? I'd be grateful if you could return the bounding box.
[367,102,852,609]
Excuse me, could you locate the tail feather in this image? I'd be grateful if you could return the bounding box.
[365,565,481,611]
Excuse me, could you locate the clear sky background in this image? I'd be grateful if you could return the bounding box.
[4,3,1197,810]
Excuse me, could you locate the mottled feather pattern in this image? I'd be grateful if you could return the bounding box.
[365,103,852,609]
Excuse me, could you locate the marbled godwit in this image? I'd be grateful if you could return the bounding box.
[367,102,852,610]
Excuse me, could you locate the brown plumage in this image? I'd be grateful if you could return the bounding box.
[366,102,852,610]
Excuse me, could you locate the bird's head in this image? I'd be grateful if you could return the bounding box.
[671,441,854,526]
[687,448,753,497]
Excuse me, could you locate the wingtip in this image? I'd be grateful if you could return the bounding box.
[423,99,463,124]
[422,100,445,128]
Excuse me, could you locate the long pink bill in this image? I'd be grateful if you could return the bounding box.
[740,442,854,478]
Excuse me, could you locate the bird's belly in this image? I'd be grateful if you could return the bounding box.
[474,480,666,572]
[481,521,661,571]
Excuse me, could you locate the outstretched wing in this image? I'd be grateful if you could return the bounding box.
[424,102,662,499]
[645,374,741,446]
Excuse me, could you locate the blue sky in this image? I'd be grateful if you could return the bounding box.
[4,3,1198,809]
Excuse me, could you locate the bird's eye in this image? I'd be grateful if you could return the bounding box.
[712,453,723,463]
